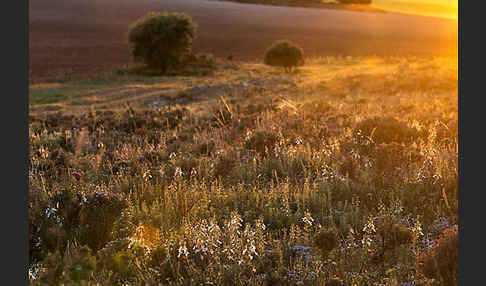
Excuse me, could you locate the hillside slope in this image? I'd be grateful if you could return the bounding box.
[30,0,458,83]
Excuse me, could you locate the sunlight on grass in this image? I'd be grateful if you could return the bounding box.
[29,56,457,285]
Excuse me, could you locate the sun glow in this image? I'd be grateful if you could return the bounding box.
[373,0,458,20]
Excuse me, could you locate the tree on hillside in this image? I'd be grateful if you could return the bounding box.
[128,11,197,73]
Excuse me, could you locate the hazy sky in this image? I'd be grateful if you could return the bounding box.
[373,0,458,19]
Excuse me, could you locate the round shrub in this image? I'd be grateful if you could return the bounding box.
[128,11,197,73]
[264,40,304,72]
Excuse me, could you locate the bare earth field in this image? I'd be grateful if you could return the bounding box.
[29,0,457,83]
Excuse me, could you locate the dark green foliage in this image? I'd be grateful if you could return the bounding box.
[314,228,339,260]
[128,11,197,73]
[98,239,152,283]
[118,52,219,77]
[264,40,304,72]
[35,246,97,286]
[417,225,458,286]
[29,189,127,264]
[29,189,83,263]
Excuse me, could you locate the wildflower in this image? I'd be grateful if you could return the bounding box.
[362,216,376,248]
[142,169,152,181]
[178,243,189,258]
[302,211,314,227]
[350,149,360,160]
[363,216,376,234]
[392,199,404,215]
[174,167,183,178]
[411,216,424,240]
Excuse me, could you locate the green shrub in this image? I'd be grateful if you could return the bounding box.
[128,11,197,73]
[264,40,304,73]
[35,246,97,286]
[30,189,128,264]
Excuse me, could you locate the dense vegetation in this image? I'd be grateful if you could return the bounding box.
[264,40,305,73]
[128,12,197,73]
[29,56,457,285]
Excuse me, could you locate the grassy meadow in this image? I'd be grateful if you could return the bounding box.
[29,55,458,285]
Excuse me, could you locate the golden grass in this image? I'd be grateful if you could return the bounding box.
[29,55,457,285]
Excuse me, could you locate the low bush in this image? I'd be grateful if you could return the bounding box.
[29,189,128,264]
[264,40,304,73]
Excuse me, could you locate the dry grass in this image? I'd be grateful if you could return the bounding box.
[29,55,457,285]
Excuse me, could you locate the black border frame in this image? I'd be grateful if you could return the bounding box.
[4,0,468,284]
[3,0,29,284]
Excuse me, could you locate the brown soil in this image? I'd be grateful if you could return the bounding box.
[29,0,458,84]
